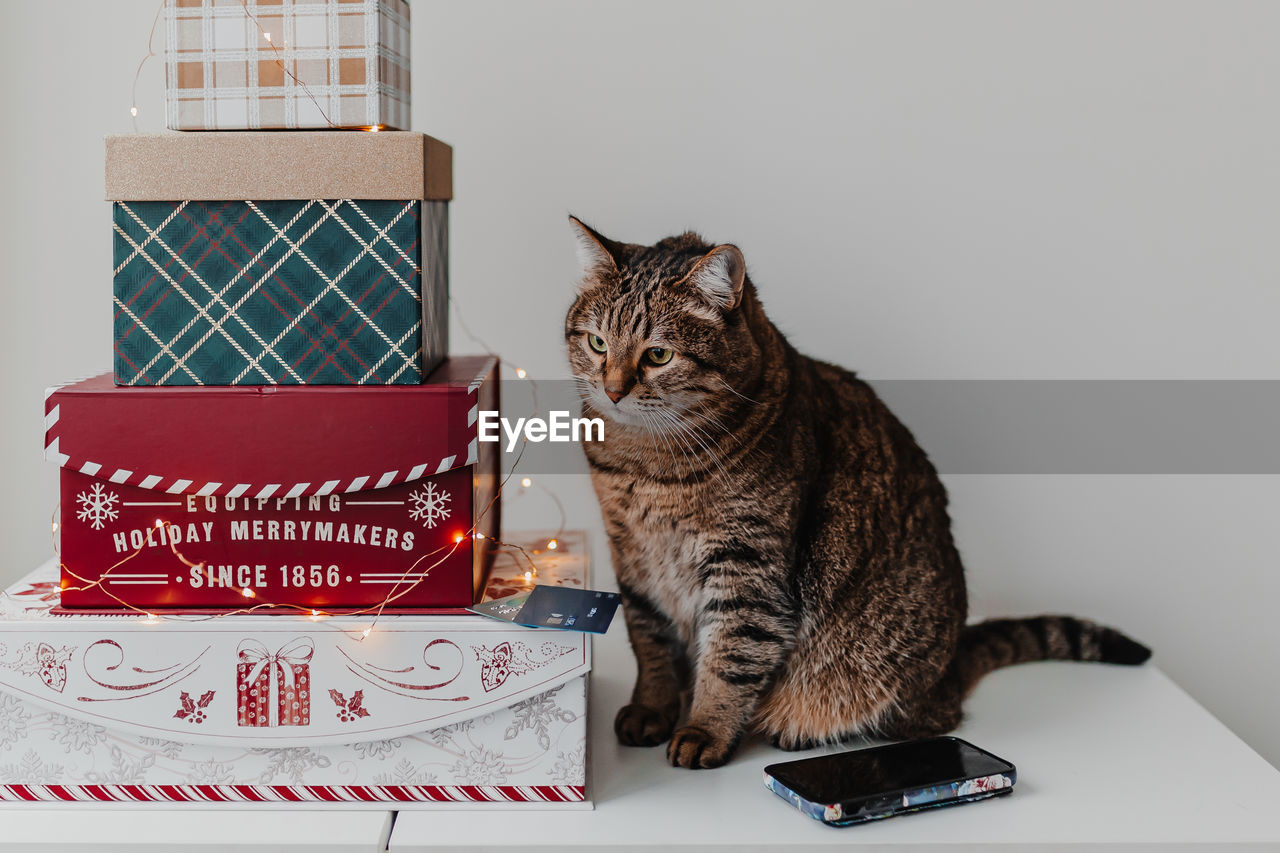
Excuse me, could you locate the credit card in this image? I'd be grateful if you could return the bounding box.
[468,591,532,623]
[468,586,620,634]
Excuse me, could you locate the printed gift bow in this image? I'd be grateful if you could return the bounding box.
[236,637,314,727]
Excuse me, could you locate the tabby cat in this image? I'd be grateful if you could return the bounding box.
[564,217,1151,769]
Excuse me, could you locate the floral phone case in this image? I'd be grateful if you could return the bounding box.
[763,738,1016,826]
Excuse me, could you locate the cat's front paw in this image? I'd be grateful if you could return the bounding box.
[614,703,675,747]
[667,725,737,769]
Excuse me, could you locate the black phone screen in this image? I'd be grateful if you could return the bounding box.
[765,737,1013,804]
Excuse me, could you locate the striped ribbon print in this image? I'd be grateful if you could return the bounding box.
[41,359,493,498]
[0,784,585,804]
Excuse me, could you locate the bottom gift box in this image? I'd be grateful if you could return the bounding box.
[0,531,591,807]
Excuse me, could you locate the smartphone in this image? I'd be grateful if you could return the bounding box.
[763,736,1016,827]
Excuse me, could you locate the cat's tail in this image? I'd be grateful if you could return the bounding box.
[953,615,1151,695]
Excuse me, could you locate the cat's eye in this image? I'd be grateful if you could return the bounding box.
[646,347,674,365]
[587,334,608,354]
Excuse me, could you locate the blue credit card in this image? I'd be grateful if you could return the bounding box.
[469,586,620,634]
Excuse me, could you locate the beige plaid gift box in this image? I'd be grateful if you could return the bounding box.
[165,0,411,130]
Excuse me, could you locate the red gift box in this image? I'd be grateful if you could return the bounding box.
[236,638,313,727]
[45,357,499,611]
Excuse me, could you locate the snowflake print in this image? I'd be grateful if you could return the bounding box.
[427,717,472,747]
[75,483,119,530]
[549,746,585,786]
[0,694,30,750]
[504,685,576,751]
[139,737,185,760]
[0,750,65,784]
[251,747,332,784]
[49,713,107,754]
[407,481,451,529]
[449,746,511,785]
[85,744,156,784]
[187,758,236,785]
[373,758,438,786]
[351,738,400,761]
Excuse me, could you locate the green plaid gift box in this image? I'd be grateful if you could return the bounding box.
[106,131,452,387]
[107,129,453,384]
[113,199,448,386]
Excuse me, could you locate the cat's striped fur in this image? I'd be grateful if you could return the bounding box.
[565,218,1151,769]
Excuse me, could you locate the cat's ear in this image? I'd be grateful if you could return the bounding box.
[679,245,746,311]
[568,216,620,281]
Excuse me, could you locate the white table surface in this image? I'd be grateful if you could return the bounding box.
[390,620,1280,852]
[0,808,393,852]
[1,619,1276,851]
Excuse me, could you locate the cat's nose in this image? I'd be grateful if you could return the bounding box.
[604,386,627,404]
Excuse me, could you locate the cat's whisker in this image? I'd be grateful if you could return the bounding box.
[638,407,684,477]
[641,406,698,478]
[671,408,734,448]
[655,396,736,438]
[657,416,695,479]
[650,406,734,483]
[629,408,662,466]
[649,401,743,480]
[654,410,700,477]
[714,376,763,407]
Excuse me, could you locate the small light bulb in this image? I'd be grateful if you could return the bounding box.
[515,368,527,379]
[263,31,272,42]
[130,106,138,117]
[521,477,532,488]
[361,627,372,638]
[473,531,484,540]
[310,609,323,621]
[51,522,59,533]
[155,519,164,528]
[524,571,533,581]
[547,538,558,551]
[241,587,255,598]
[454,533,465,544]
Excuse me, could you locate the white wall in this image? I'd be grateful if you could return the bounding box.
[1,1,1276,765]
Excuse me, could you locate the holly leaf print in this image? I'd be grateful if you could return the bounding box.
[197,690,215,709]
[174,691,196,720]
[332,689,372,722]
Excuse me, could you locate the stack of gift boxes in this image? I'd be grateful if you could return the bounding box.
[0,0,590,807]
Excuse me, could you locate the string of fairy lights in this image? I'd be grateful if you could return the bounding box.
[75,1,574,638]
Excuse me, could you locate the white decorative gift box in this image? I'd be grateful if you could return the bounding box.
[0,532,590,807]
[165,0,412,130]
